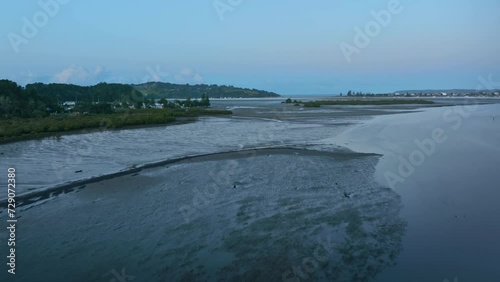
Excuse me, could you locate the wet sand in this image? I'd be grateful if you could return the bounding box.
[3,147,405,282]
[7,147,376,206]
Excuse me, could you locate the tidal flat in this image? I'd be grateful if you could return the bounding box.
[1,98,498,281]
[5,148,406,281]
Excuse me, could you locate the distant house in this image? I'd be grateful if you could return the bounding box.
[63,101,76,110]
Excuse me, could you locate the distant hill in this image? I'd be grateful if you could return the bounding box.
[26,82,144,103]
[1,80,279,118]
[133,82,280,99]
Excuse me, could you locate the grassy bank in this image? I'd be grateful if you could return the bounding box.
[0,108,232,143]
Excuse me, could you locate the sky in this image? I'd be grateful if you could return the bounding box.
[1,0,499,95]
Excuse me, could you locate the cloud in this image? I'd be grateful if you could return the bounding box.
[53,65,107,85]
[4,71,52,86]
[19,70,37,85]
[174,67,203,84]
[142,65,169,83]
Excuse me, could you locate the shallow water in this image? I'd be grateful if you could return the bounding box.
[0,99,423,198]
[0,114,357,197]
[1,101,499,281]
[325,103,500,281]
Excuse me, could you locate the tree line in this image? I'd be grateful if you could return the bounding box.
[0,80,212,119]
[133,82,280,98]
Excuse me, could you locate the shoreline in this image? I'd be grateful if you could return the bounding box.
[0,102,468,205]
[0,112,233,145]
[0,101,473,145]
[0,117,197,145]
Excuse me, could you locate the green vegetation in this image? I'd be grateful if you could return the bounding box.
[0,80,60,118]
[285,99,435,107]
[177,93,210,108]
[0,80,232,143]
[284,98,300,104]
[134,82,280,99]
[26,82,144,107]
[0,108,232,143]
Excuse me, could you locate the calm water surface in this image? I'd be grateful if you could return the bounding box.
[0,100,498,281]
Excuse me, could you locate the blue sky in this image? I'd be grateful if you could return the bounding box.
[1,0,499,94]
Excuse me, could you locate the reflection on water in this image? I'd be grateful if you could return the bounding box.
[326,103,500,281]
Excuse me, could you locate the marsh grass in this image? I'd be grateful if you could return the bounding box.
[0,108,232,143]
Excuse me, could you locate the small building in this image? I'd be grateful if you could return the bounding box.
[152,103,163,109]
[63,101,76,111]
